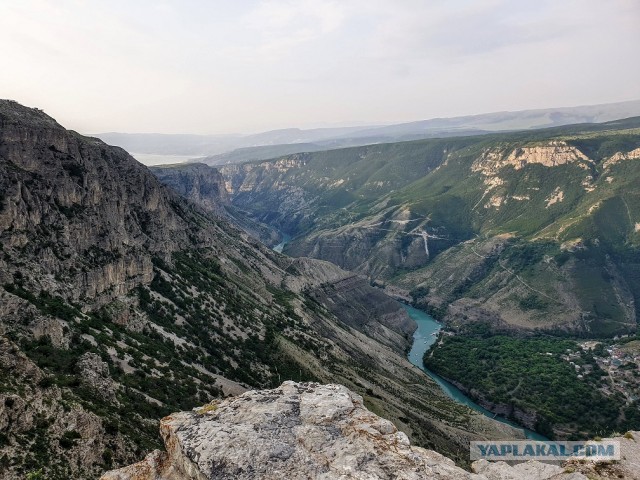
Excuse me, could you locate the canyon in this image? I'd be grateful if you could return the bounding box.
[0,100,518,479]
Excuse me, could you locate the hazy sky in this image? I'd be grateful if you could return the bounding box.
[2,0,639,134]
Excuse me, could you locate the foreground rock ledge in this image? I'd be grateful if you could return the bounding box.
[101,382,638,480]
[102,381,476,479]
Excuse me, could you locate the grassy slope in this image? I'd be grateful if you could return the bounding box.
[246,120,640,335]
[221,119,640,438]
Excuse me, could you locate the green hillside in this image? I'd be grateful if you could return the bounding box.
[216,118,640,439]
[221,118,640,336]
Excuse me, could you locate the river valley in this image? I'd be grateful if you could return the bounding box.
[403,304,547,440]
[273,234,546,439]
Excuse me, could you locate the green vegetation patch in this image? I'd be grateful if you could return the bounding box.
[424,328,638,438]
[4,283,80,321]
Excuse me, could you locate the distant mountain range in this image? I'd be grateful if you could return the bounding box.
[94,99,640,165]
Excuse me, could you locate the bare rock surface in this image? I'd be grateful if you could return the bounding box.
[473,141,592,176]
[102,381,478,480]
[77,352,118,402]
[472,459,585,479]
[561,431,640,480]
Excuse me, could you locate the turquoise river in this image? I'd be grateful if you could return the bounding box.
[402,303,548,440]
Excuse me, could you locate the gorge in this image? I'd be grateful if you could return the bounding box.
[3,1,639,477]
[167,115,640,441]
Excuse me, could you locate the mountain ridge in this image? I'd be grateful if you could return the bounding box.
[214,116,640,337]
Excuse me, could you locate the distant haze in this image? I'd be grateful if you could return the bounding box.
[98,100,640,165]
[2,1,639,135]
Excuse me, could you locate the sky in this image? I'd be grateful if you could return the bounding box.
[1,0,639,134]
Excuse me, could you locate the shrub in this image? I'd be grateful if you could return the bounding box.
[25,469,44,480]
[38,376,55,389]
[59,430,81,449]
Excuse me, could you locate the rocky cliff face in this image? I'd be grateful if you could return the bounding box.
[603,146,640,168]
[103,382,639,480]
[307,273,415,352]
[150,162,281,246]
[150,163,229,214]
[472,141,592,176]
[0,100,205,308]
[220,154,315,233]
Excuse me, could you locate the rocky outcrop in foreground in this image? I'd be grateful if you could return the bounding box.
[102,382,640,480]
[102,381,473,480]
